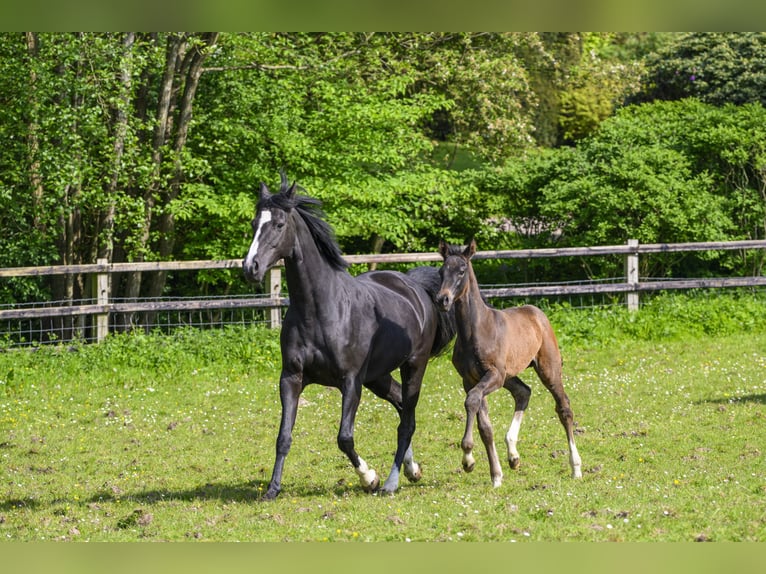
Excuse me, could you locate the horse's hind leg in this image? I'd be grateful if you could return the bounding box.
[504,376,531,471]
[381,361,427,494]
[535,349,583,479]
[365,375,421,484]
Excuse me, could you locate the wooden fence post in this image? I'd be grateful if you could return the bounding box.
[268,267,282,328]
[625,239,639,311]
[92,258,110,341]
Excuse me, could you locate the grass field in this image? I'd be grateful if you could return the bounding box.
[1,294,766,542]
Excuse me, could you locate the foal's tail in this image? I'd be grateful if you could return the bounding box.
[406,266,457,357]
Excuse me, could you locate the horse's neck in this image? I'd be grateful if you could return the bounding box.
[455,266,491,340]
[283,218,348,313]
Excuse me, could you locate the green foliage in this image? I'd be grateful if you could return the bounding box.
[482,98,766,279]
[558,33,644,143]
[310,168,487,253]
[640,32,766,106]
[1,32,766,309]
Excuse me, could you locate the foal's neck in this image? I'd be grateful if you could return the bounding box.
[454,264,492,339]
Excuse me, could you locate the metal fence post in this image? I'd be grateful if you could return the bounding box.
[268,267,282,328]
[93,258,110,341]
[625,239,639,311]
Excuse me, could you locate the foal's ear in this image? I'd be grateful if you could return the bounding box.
[285,181,297,199]
[438,239,450,259]
[464,238,477,259]
[259,182,272,201]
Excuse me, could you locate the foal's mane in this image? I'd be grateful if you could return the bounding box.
[258,178,349,272]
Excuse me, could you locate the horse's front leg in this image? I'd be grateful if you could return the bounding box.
[380,362,425,494]
[461,368,504,476]
[477,396,503,487]
[338,378,379,493]
[262,370,303,500]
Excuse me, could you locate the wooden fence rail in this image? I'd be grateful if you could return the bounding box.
[0,239,764,343]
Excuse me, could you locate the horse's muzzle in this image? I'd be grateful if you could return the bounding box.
[243,258,266,284]
[435,290,454,312]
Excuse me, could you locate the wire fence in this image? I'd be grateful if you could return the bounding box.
[0,239,764,347]
[0,294,279,347]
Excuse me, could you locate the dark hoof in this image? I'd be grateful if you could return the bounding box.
[509,457,521,470]
[260,488,280,501]
[462,461,475,473]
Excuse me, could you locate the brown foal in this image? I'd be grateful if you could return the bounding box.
[436,239,582,486]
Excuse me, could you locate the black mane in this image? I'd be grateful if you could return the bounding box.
[258,178,349,272]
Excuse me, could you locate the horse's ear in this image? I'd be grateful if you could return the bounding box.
[464,238,477,259]
[259,182,271,201]
[438,239,450,259]
[286,181,297,199]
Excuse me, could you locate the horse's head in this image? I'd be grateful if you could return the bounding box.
[243,174,298,284]
[435,238,477,312]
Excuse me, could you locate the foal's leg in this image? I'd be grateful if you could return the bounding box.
[535,347,583,479]
[338,377,380,492]
[477,396,503,487]
[461,368,504,477]
[263,370,304,500]
[365,375,422,484]
[504,376,532,470]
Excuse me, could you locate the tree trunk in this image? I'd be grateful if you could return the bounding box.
[146,33,219,303]
[25,32,45,233]
[120,33,182,329]
[97,32,135,264]
[115,33,219,330]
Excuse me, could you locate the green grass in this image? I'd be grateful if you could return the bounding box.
[1,295,766,541]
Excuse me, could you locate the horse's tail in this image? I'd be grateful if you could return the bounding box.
[406,265,456,358]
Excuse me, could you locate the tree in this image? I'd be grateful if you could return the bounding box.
[638,32,766,106]
[557,33,645,144]
[0,33,219,334]
[539,99,766,277]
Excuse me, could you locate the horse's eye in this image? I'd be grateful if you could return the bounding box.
[275,221,285,229]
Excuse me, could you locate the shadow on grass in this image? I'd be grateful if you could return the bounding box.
[86,479,364,506]
[698,393,766,405]
[0,497,42,512]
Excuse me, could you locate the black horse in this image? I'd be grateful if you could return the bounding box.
[243,174,455,499]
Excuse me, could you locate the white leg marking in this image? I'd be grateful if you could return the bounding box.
[403,444,421,482]
[355,457,378,489]
[505,411,525,465]
[244,209,272,267]
[569,439,583,479]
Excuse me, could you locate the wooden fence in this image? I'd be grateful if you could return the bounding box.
[0,238,765,343]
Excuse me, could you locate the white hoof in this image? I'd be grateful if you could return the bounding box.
[462,453,476,473]
[360,470,380,492]
[404,461,422,482]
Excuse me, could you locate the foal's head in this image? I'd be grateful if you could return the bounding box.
[436,238,477,312]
